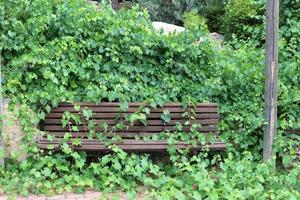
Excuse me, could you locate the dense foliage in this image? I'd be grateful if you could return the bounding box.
[0,0,299,198]
[122,0,226,32]
[222,0,300,46]
[123,0,300,47]
[221,0,265,42]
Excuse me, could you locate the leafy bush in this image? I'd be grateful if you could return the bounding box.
[125,0,226,33]
[0,0,299,197]
[201,0,227,33]
[134,0,202,26]
[280,0,300,56]
[221,0,265,41]
[222,0,300,48]
[183,10,208,32]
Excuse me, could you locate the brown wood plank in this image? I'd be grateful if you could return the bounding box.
[40,130,218,138]
[45,113,220,119]
[37,139,219,144]
[50,106,217,113]
[44,119,219,125]
[43,125,217,132]
[287,129,300,135]
[58,102,218,107]
[111,0,119,10]
[37,139,226,151]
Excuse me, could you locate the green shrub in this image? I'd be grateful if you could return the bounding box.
[201,0,227,33]
[222,0,300,50]
[183,10,208,32]
[280,0,300,56]
[134,0,202,26]
[129,0,226,33]
[120,1,228,34]
[221,0,265,41]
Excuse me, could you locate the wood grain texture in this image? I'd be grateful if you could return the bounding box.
[264,0,279,162]
[58,102,218,107]
[45,113,220,119]
[37,139,227,151]
[44,119,219,125]
[43,125,217,133]
[50,106,217,113]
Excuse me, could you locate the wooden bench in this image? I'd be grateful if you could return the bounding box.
[288,129,300,135]
[37,102,226,151]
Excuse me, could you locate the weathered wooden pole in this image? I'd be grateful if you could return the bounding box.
[263,0,279,162]
[111,0,119,10]
[0,54,4,167]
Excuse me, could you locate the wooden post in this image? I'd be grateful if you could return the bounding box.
[0,54,4,167]
[111,0,119,10]
[263,0,279,162]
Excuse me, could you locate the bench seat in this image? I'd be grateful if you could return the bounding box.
[37,102,226,151]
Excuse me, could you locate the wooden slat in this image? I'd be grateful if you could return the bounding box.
[50,106,217,113]
[40,131,217,138]
[45,113,220,119]
[287,129,300,135]
[43,125,217,132]
[58,102,218,107]
[37,139,226,151]
[44,119,219,125]
[37,139,221,145]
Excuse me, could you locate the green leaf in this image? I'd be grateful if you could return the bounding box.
[120,102,129,112]
[42,167,51,177]
[72,138,81,146]
[74,105,80,111]
[161,110,171,123]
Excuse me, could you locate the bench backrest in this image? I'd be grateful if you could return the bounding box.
[42,102,219,138]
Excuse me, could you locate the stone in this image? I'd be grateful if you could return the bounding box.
[210,32,224,43]
[152,22,185,35]
[86,0,98,5]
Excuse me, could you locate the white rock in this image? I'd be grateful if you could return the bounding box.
[152,21,185,34]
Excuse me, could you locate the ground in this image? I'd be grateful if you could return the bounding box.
[0,190,147,200]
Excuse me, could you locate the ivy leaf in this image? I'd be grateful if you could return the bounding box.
[161,110,171,123]
[64,132,72,140]
[72,138,81,146]
[101,155,111,165]
[143,107,150,114]
[82,108,93,120]
[47,134,55,142]
[113,161,122,170]
[120,101,129,112]
[42,167,51,177]
[72,126,79,132]
[74,105,80,111]
[61,143,72,154]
